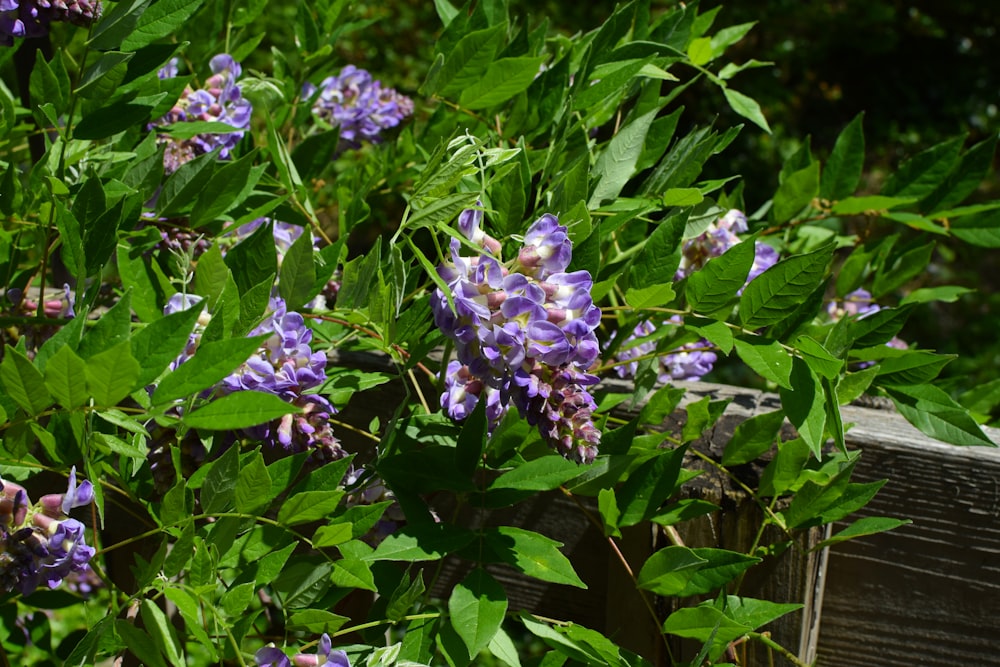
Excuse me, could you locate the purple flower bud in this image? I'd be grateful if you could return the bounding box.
[518,214,572,279]
[255,647,292,667]
[61,466,94,515]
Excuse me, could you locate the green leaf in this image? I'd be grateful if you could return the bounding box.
[661,604,751,658]
[74,96,160,140]
[617,445,688,527]
[815,516,912,549]
[900,286,973,305]
[874,350,953,386]
[77,288,132,360]
[116,621,168,667]
[722,87,770,133]
[483,526,586,588]
[75,51,133,98]
[43,345,89,409]
[157,149,219,217]
[623,283,675,309]
[312,522,353,547]
[836,366,879,405]
[277,490,344,526]
[330,559,376,591]
[685,236,755,315]
[224,220,278,296]
[733,337,793,389]
[366,524,477,562]
[722,409,785,465]
[590,108,658,207]
[434,24,505,96]
[597,488,621,537]
[184,391,299,430]
[449,568,507,656]
[739,243,833,329]
[884,384,995,447]
[189,151,262,226]
[882,135,965,199]
[488,455,586,492]
[636,546,706,596]
[151,335,265,404]
[949,209,1000,248]
[627,214,685,292]
[286,609,350,634]
[140,599,183,667]
[687,36,713,65]
[235,454,272,515]
[122,0,206,49]
[845,305,913,348]
[830,195,916,216]
[821,112,865,200]
[662,188,704,207]
[455,397,487,476]
[676,549,762,596]
[1,345,52,415]
[277,227,316,311]
[488,628,522,667]
[200,446,240,514]
[85,341,141,407]
[772,161,819,223]
[923,134,998,213]
[131,304,204,387]
[794,336,843,380]
[459,56,545,109]
[778,357,827,457]
[725,596,802,631]
[651,499,719,527]
[685,317,734,354]
[88,0,151,50]
[781,463,856,529]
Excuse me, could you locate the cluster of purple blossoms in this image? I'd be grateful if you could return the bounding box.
[432,208,602,464]
[1,0,101,45]
[217,297,343,460]
[152,54,252,173]
[255,633,350,667]
[303,65,414,147]
[676,209,779,284]
[0,468,96,596]
[612,317,718,383]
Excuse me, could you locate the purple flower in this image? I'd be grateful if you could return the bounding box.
[151,53,252,173]
[433,211,602,460]
[255,647,292,667]
[308,634,351,667]
[610,318,717,383]
[1,0,101,45]
[748,242,780,284]
[518,214,572,279]
[61,466,94,515]
[305,65,413,148]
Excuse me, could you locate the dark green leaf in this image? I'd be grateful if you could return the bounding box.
[617,445,688,527]
[459,56,545,109]
[722,87,770,133]
[434,24,506,96]
[778,357,826,457]
[330,558,376,591]
[923,134,998,213]
[84,341,141,406]
[675,548,762,596]
[821,112,865,200]
[882,135,965,199]
[685,237,755,315]
[122,0,206,49]
[739,244,833,329]
[455,396,487,476]
[42,345,89,409]
[190,151,262,226]
[366,524,477,562]
[722,409,785,465]
[590,108,658,207]
[88,0,151,50]
[884,384,995,447]
[235,453,272,515]
[488,455,586,493]
[201,446,240,514]
[814,516,912,549]
[130,304,204,387]
[0,345,52,415]
[950,209,1000,248]
[772,162,819,223]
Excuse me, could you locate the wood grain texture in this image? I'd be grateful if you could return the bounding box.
[817,405,1000,667]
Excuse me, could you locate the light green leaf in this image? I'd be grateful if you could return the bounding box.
[636,546,706,596]
[778,357,827,457]
[885,384,995,447]
[122,0,206,49]
[685,236,755,315]
[449,568,507,656]
[235,454,272,514]
[43,345,89,409]
[277,490,344,526]
[772,161,819,223]
[739,244,833,329]
[183,391,299,430]
[151,335,265,404]
[821,112,865,200]
[488,455,586,492]
[733,337,793,389]
[84,341,141,407]
[590,108,659,207]
[330,559,376,591]
[723,87,770,133]
[2,345,54,415]
[882,135,965,200]
[459,57,545,110]
[814,516,912,550]
[484,526,586,588]
[830,195,915,216]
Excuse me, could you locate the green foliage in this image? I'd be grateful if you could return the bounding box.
[0,1,995,665]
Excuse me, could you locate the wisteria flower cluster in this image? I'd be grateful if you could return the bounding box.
[432,208,602,464]
[303,65,414,147]
[0,0,100,45]
[255,633,350,667]
[612,317,718,383]
[0,468,96,595]
[676,209,779,283]
[152,54,252,173]
[217,297,343,461]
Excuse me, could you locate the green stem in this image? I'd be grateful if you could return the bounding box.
[748,631,811,667]
[329,612,441,639]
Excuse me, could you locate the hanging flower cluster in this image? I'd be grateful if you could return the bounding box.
[432,208,602,464]
[255,633,350,667]
[675,209,779,283]
[217,297,343,461]
[612,317,718,383]
[152,54,253,173]
[1,0,101,45]
[0,468,95,596]
[303,65,413,147]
